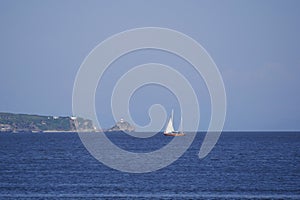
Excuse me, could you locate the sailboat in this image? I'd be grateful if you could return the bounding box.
[163,110,185,136]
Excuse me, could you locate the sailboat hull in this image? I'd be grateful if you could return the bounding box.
[163,132,185,136]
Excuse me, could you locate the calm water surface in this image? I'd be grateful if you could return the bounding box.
[0,132,299,199]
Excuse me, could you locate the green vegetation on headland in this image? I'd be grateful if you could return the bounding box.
[0,112,135,133]
[0,112,94,133]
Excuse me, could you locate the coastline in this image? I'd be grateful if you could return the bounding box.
[0,112,135,133]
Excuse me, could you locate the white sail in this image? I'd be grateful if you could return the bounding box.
[165,110,175,133]
[165,117,174,133]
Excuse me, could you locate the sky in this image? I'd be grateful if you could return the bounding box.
[0,0,299,131]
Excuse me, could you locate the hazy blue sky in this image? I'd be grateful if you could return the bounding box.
[0,0,299,130]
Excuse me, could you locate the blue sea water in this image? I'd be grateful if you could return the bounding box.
[0,132,299,199]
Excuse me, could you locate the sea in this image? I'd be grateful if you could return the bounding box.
[0,131,299,199]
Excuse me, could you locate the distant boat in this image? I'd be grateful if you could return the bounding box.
[163,110,185,136]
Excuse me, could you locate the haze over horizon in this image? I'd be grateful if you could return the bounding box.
[1,0,300,131]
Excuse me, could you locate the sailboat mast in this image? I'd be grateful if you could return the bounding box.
[180,116,183,132]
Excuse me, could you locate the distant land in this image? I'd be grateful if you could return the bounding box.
[0,112,135,133]
[0,112,95,133]
[107,118,135,132]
